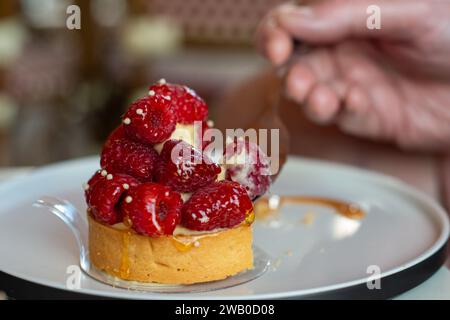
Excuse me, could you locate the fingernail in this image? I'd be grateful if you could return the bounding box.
[279,5,314,16]
[269,37,289,66]
[279,7,314,26]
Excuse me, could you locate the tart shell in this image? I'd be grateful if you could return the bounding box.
[88,215,254,284]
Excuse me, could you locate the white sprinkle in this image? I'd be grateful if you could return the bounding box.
[206,120,214,127]
[83,183,89,190]
[136,108,143,115]
[158,78,166,85]
[101,170,107,177]
[125,196,132,203]
[123,118,131,125]
[122,183,129,190]
[193,241,200,248]
[164,95,171,101]
[268,195,281,210]
[106,174,113,180]
[198,210,210,223]
[148,90,155,96]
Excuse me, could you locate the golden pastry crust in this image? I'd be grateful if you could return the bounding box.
[88,215,254,284]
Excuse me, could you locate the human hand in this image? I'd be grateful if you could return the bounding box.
[256,0,450,150]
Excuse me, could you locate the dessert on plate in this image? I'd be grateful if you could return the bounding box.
[84,80,271,284]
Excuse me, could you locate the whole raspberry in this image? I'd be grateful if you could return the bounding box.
[155,139,221,192]
[181,181,253,231]
[121,183,183,236]
[122,95,176,144]
[149,81,208,124]
[224,138,272,199]
[85,173,139,225]
[101,126,160,182]
[84,170,104,203]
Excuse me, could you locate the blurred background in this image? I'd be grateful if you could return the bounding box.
[0,0,449,211]
[0,0,282,166]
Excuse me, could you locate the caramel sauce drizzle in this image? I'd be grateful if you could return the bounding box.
[254,195,365,220]
[119,232,131,279]
[171,238,195,252]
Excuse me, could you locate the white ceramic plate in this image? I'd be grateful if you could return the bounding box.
[0,156,448,299]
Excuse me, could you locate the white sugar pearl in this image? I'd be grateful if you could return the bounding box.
[268,195,281,210]
[148,90,155,96]
[101,170,107,177]
[123,118,131,125]
[125,196,132,203]
[122,183,129,190]
[136,108,143,115]
[106,174,113,180]
[158,78,166,85]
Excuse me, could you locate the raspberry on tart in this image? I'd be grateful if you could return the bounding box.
[84,170,105,203]
[83,81,269,285]
[149,81,208,124]
[121,183,183,236]
[182,181,253,231]
[86,172,139,225]
[101,126,160,182]
[224,138,272,199]
[122,95,176,144]
[155,139,221,192]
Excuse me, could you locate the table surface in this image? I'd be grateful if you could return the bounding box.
[0,166,449,300]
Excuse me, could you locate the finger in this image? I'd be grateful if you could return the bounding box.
[344,85,371,115]
[256,11,293,65]
[276,0,431,44]
[335,41,386,84]
[329,79,348,99]
[304,83,341,124]
[296,47,338,83]
[338,84,390,139]
[284,62,316,103]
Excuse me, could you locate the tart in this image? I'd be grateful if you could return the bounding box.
[88,216,253,284]
[84,80,270,284]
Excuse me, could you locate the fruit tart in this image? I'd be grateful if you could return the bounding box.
[84,80,271,284]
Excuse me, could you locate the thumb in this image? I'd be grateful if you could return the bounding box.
[276,0,430,44]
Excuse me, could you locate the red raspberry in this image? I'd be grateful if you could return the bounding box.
[149,82,208,124]
[181,181,253,231]
[123,95,176,144]
[224,138,272,199]
[121,183,183,236]
[86,173,139,225]
[84,170,104,203]
[100,126,160,182]
[155,139,221,192]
